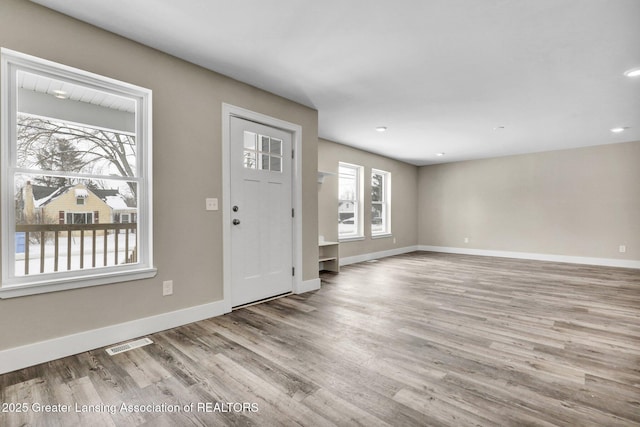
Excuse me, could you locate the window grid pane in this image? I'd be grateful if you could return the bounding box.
[245,134,283,173]
[371,173,384,202]
[244,131,257,150]
[244,151,257,169]
[261,154,270,170]
[16,113,138,178]
[339,163,361,237]
[270,139,282,155]
[261,136,270,153]
[271,156,282,172]
[371,170,390,235]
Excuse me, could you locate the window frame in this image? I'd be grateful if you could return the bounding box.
[338,162,364,241]
[0,48,156,298]
[371,168,391,237]
[66,212,94,225]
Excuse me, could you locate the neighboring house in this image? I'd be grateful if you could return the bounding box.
[338,200,355,223]
[19,181,136,225]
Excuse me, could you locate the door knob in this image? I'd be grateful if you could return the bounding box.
[232,219,241,225]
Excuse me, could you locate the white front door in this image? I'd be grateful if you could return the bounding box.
[230,116,293,307]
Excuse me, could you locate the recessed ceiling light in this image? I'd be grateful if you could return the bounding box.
[436,152,445,157]
[375,126,387,132]
[53,90,68,99]
[610,127,628,133]
[493,126,505,131]
[623,67,640,77]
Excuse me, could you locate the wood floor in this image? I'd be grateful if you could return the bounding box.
[1,251,639,426]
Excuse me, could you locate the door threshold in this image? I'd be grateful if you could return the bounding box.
[232,291,293,310]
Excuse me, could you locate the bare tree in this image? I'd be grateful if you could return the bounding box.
[17,114,137,197]
[29,138,85,188]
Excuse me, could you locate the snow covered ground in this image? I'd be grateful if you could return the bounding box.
[15,232,136,275]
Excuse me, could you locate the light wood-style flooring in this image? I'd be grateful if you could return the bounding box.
[1,251,640,426]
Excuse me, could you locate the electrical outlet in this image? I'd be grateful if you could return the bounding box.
[163,280,173,296]
[393,237,397,244]
[464,237,469,244]
[619,245,626,253]
[205,198,218,211]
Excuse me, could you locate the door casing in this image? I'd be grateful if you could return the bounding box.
[221,104,303,313]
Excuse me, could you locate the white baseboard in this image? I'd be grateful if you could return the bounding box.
[296,278,321,294]
[0,300,229,375]
[340,245,419,266]
[418,245,640,269]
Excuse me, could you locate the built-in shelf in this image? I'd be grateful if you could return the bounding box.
[319,240,339,272]
[317,170,336,183]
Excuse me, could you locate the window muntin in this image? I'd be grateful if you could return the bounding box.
[371,169,391,236]
[243,131,283,172]
[338,163,363,239]
[1,49,155,297]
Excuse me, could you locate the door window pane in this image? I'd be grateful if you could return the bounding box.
[270,156,281,172]
[261,136,270,152]
[270,139,282,155]
[244,151,257,169]
[261,154,270,170]
[244,134,283,173]
[244,131,257,150]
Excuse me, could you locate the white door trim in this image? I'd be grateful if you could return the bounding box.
[222,104,303,313]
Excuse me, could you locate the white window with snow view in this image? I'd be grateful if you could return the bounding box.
[338,162,363,240]
[0,49,155,297]
[371,169,391,236]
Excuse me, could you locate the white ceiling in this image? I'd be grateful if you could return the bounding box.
[31,0,640,165]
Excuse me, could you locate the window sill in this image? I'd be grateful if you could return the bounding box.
[339,235,365,243]
[0,267,157,299]
[372,233,393,240]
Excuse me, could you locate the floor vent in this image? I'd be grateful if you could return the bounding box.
[106,337,153,356]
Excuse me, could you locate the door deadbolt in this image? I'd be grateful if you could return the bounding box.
[232,205,239,212]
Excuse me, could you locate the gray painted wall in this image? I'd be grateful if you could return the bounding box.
[418,141,640,260]
[0,0,318,350]
[318,139,419,259]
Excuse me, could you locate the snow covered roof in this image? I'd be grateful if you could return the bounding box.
[32,184,61,201]
[104,195,130,210]
[34,186,68,208]
[28,183,135,210]
[75,188,89,198]
[95,189,135,210]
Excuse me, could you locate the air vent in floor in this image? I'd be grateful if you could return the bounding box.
[105,337,153,356]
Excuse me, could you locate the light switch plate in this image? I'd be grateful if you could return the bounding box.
[205,198,218,211]
[163,280,173,296]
